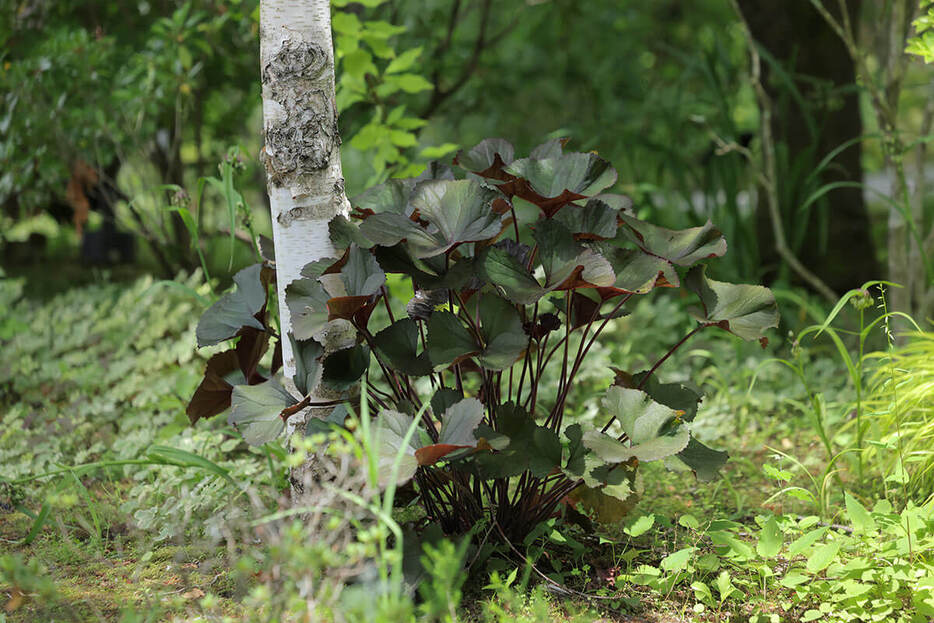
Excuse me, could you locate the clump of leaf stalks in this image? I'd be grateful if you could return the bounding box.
[189,137,779,543]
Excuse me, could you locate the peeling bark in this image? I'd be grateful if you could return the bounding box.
[260,0,352,467]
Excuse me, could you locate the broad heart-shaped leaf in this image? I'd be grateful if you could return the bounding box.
[483,247,546,305]
[321,344,370,391]
[339,245,386,296]
[602,386,685,445]
[351,178,415,215]
[582,386,690,463]
[553,198,620,240]
[196,264,266,347]
[329,214,374,251]
[529,137,567,160]
[619,216,727,267]
[374,243,478,291]
[410,180,504,255]
[415,397,485,466]
[373,318,432,376]
[674,437,729,481]
[629,372,703,422]
[476,294,527,370]
[686,265,779,342]
[187,350,247,424]
[372,410,419,487]
[426,311,479,369]
[360,180,504,258]
[568,461,642,524]
[470,403,561,478]
[505,153,618,216]
[533,220,615,291]
[438,398,485,445]
[290,335,323,396]
[595,245,678,296]
[455,138,515,175]
[285,277,331,341]
[228,379,297,446]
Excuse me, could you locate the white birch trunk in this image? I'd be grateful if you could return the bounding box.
[260,0,350,486]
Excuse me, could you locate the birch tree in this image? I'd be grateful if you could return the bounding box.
[259,0,350,477]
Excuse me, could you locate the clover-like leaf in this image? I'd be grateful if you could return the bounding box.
[373,318,432,376]
[686,265,779,342]
[196,264,266,347]
[228,378,297,446]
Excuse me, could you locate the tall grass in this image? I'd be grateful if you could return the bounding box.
[861,332,934,499]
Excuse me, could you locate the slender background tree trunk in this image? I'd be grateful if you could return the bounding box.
[739,0,879,294]
[259,0,351,485]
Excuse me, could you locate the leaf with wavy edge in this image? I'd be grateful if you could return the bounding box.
[686,265,779,342]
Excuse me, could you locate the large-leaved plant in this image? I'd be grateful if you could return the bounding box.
[188,138,779,541]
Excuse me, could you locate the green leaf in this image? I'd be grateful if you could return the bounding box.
[284,277,330,341]
[603,386,689,447]
[361,180,503,258]
[553,197,620,239]
[229,379,296,446]
[456,138,515,173]
[476,294,527,370]
[685,265,779,342]
[196,264,266,347]
[845,491,877,533]
[661,547,696,572]
[675,438,729,481]
[409,180,504,256]
[371,410,419,486]
[339,245,386,296]
[321,345,370,391]
[426,311,478,368]
[351,178,415,215]
[619,216,727,267]
[757,516,782,558]
[438,398,485,446]
[373,318,432,376]
[625,513,655,537]
[599,246,677,294]
[507,152,617,199]
[482,246,546,305]
[806,541,841,573]
[385,47,422,74]
[533,219,615,290]
[391,73,433,93]
[787,527,827,557]
[291,336,323,396]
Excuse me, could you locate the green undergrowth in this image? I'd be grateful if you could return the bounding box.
[2,269,933,621]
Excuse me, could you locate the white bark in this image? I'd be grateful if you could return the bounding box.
[260,1,350,446]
